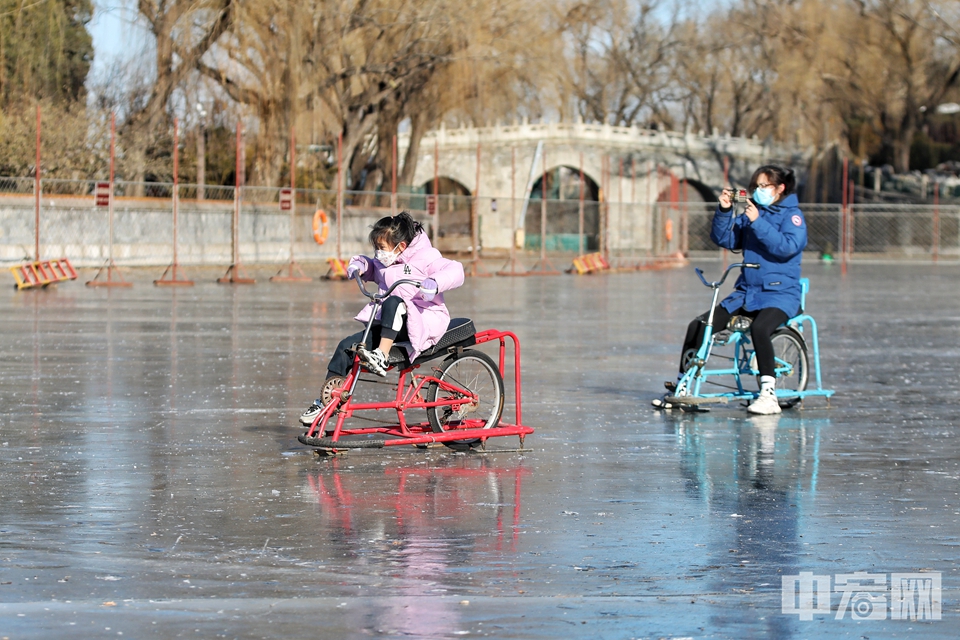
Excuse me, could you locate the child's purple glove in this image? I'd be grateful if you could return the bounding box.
[346,257,367,279]
[420,278,438,301]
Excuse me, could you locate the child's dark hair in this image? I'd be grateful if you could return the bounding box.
[369,211,424,248]
[748,164,796,196]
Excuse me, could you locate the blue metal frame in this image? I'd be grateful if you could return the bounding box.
[668,266,834,408]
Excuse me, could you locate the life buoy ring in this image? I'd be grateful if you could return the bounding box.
[312,209,329,245]
[664,218,674,242]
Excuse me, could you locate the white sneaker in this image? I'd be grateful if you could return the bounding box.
[747,388,781,415]
[300,399,324,425]
[357,346,388,377]
[298,376,345,425]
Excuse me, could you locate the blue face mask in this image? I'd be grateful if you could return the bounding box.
[753,186,777,207]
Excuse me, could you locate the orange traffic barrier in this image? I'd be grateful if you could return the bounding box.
[570,252,610,275]
[9,258,78,290]
[323,257,348,280]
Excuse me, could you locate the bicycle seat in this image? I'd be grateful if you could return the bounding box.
[727,315,753,332]
[386,318,477,368]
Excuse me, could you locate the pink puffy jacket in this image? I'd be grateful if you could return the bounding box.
[352,232,465,360]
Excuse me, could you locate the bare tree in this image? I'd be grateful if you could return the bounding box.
[559,0,680,127]
[123,0,234,188]
[813,0,960,171]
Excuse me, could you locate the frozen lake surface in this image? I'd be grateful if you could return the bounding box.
[1,262,957,638]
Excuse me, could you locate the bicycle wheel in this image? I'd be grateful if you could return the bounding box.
[427,350,504,448]
[751,327,808,408]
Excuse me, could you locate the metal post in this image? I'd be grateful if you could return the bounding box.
[848,178,855,259]
[109,113,115,269]
[498,146,526,275]
[618,156,623,265]
[88,112,132,286]
[540,148,547,264]
[602,155,610,261]
[337,131,343,261]
[234,123,240,264]
[722,156,729,265]
[579,152,585,256]
[631,157,636,263]
[933,179,940,262]
[271,126,309,282]
[34,104,40,262]
[530,145,559,274]
[468,141,489,276]
[647,160,654,259]
[841,157,849,275]
[197,118,205,201]
[218,121,254,283]
[433,138,440,246]
[173,117,179,267]
[156,118,194,285]
[473,142,480,268]
[391,134,398,215]
[681,170,688,256]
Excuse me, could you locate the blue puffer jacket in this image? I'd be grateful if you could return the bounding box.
[710,193,807,317]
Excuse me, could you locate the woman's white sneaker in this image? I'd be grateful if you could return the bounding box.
[747,388,782,415]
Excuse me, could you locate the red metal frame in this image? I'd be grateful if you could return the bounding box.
[302,328,532,449]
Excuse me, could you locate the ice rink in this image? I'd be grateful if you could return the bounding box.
[1,261,957,638]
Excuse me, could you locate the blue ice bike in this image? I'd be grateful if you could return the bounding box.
[653,263,834,410]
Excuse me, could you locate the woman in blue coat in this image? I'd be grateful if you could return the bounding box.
[670,164,807,415]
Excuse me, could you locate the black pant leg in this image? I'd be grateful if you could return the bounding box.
[749,308,790,379]
[680,305,733,373]
[379,295,407,341]
[326,327,380,378]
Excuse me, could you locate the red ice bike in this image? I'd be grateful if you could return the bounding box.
[298,273,534,453]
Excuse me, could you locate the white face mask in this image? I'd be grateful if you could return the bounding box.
[375,244,401,267]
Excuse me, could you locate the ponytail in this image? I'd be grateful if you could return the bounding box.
[749,165,796,195]
[369,211,424,248]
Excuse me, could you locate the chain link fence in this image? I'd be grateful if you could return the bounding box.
[685,203,960,261]
[3,177,960,268]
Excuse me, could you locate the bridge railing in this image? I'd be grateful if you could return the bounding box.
[2,177,957,269]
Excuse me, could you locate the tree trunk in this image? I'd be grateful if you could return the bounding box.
[399,111,427,187]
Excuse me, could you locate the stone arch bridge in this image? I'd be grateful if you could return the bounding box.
[402,121,809,254]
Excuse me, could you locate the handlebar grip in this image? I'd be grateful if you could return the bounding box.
[694,267,710,286]
[743,263,760,269]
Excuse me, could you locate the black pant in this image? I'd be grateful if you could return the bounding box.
[326,296,408,378]
[680,305,790,379]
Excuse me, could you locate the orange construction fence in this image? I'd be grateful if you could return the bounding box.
[323,257,348,280]
[9,258,78,290]
[570,252,610,275]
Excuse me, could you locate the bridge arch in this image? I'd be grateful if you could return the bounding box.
[524,166,601,252]
[419,176,474,250]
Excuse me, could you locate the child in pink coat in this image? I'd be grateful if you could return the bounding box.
[300,212,464,425]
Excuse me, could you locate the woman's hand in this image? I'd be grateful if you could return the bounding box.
[719,188,733,209]
[744,200,760,222]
